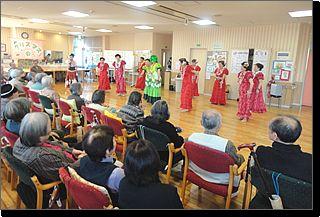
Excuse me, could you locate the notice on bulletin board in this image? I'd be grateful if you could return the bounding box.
[205,51,228,79]
[11,39,43,60]
[104,50,134,70]
[253,50,269,73]
[231,50,249,73]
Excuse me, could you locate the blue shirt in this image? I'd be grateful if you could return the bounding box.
[6,119,20,135]
[30,82,44,90]
[101,156,125,192]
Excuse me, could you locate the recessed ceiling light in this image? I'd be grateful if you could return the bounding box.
[192,20,216,26]
[39,30,42,32]
[68,31,82,35]
[288,10,312,18]
[73,25,84,29]
[59,32,62,35]
[62,11,89,18]
[121,1,156,7]
[30,18,49,24]
[134,25,154,30]
[96,29,112,33]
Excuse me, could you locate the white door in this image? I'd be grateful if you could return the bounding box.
[190,48,208,94]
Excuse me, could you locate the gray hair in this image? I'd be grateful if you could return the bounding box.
[201,110,222,132]
[70,82,82,95]
[26,71,36,82]
[9,69,23,78]
[4,97,31,122]
[35,72,47,83]
[41,76,53,89]
[19,112,51,147]
[150,100,170,122]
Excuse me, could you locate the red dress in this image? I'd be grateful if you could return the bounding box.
[236,70,254,119]
[192,65,201,96]
[97,62,111,91]
[135,61,146,90]
[180,65,194,110]
[250,72,267,113]
[113,60,127,94]
[210,67,229,105]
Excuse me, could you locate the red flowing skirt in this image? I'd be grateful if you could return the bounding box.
[251,90,267,113]
[180,83,193,110]
[98,71,111,91]
[210,79,227,105]
[237,90,252,119]
[115,73,126,94]
[135,74,146,90]
[193,76,199,96]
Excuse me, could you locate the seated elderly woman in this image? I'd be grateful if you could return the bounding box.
[118,139,183,209]
[40,76,60,101]
[3,97,31,135]
[67,82,86,112]
[13,112,84,183]
[117,91,144,134]
[1,84,19,120]
[8,69,25,92]
[30,72,47,92]
[88,90,117,115]
[25,71,36,88]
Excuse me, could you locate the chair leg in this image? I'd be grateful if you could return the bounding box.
[10,171,17,190]
[7,167,12,183]
[36,189,43,209]
[166,146,174,184]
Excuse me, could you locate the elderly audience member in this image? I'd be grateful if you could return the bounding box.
[250,115,312,209]
[67,82,86,112]
[72,125,125,206]
[1,84,19,120]
[88,90,117,114]
[188,110,245,166]
[30,72,47,92]
[3,97,31,135]
[117,91,144,134]
[40,76,60,101]
[25,71,36,88]
[7,62,18,80]
[8,69,25,92]
[30,59,44,74]
[118,139,183,209]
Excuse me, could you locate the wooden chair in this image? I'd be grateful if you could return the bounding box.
[2,146,61,209]
[100,113,136,161]
[81,105,102,128]
[136,125,183,183]
[59,167,114,209]
[178,141,246,209]
[27,90,43,112]
[39,95,58,129]
[57,99,78,137]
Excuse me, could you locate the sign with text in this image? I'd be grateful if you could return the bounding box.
[231,50,249,73]
[11,39,43,59]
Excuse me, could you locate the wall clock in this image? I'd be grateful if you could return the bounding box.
[21,32,29,39]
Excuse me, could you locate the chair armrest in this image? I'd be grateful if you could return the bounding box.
[168,143,183,153]
[126,132,137,138]
[31,176,62,191]
[235,161,247,176]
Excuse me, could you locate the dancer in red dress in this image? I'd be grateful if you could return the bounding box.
[250,63,267,113]
[65,53,78,88]
[112,54,127,96]
[191,59,201,97]
[179,58,194,112]
[210,61,229,105]
[97,57,111,91]
[135,57,146,90]
[236,62,254,122]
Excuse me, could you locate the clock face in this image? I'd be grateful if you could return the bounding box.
[21,32,29,39]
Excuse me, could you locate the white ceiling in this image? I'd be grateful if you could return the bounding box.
[1,1,312,36]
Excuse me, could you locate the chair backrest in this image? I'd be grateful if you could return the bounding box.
[39,95,56,110]
[0,125,19,148]
[81,106,102,124]
[57,100,72,116]
[136,125,170,152]
[59,167,111,209]
[21,86,30,98]
[270,84,283,97]
[101,114,124,136]
[184,141,234,173]
[251,166,312,209]
[1,146,35,188]
[28,90,41,104]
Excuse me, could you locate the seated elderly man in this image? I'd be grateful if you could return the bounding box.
[250,115,312,209]
[188,110,245,166]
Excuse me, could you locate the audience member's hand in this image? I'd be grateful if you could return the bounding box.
[77,152,87,159]
[72,149,85,158]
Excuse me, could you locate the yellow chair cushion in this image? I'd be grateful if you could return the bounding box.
[60,98,81,125]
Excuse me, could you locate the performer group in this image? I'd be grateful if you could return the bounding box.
[95,54,267,121]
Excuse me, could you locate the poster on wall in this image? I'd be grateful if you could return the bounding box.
[230,50,249,74]
[103,50,134,69]
[252,49,269,73]
[205,51,228,79]
[11,39,43,59]
[271,60,294,81]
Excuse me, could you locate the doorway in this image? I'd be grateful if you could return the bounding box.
[190,48,207,94]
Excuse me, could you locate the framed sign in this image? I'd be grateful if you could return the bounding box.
[11,39,43,59]
[279,69,291,81]
[1,43,6,52]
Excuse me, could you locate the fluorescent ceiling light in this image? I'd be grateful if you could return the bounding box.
[62,11,89,18]
[192,20,216,26]
[68,32,82,35]
[96,29,112,33]
[30,18,49,23]
[121,1,156,7]
[134,25,154,30]
[288,10,312,18]
[73,25,84,29]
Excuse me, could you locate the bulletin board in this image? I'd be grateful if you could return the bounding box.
[230,50,249,74]
[103,50,134,69]
[11,39,43,60]
[205,51,228,79]
[271,60,294,81]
